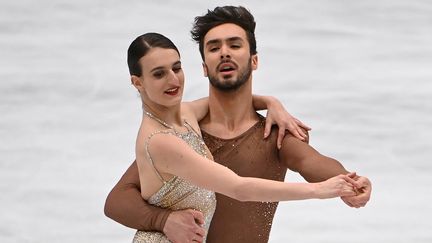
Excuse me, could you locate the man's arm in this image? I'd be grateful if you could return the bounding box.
[104,161,171,230]
[279,133,349,182]
[104,161,206,242]
[279,133,371,207]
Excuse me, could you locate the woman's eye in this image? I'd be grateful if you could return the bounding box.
[153,71,164,78]
[173,67,182,73]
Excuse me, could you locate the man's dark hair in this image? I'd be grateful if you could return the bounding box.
[190,6,257,60]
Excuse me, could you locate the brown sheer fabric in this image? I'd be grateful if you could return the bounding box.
[104,114,349,242]
[104,161,171,231]
[104,115,290,241]
[203,115,288,243]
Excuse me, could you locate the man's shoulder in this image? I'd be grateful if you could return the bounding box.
[267,122,310,144]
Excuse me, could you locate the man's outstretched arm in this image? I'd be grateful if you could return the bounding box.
[279,134,371,207]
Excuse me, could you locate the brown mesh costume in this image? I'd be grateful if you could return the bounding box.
[105,114,347,242]
[202,117,286,242]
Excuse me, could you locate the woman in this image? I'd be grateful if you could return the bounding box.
[128,32,358,242]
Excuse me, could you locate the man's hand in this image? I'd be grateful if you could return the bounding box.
[341,174,372,208]
[163,209,206,243]
[264,97,311,148]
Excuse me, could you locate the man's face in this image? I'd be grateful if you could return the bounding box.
[202,23,257,91]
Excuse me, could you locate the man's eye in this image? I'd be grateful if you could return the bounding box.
[209,47,219,52]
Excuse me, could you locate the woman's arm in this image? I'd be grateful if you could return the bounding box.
[185,95,311,146]
[252,95,311,147]
[182,97,209,122]
[144,133,359,202]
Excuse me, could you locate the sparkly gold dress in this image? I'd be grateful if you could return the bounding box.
[133,119,216,243]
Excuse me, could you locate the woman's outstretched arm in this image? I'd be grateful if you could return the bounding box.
[143,133,359,203]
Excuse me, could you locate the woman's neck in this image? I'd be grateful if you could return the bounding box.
[142,102,183,128]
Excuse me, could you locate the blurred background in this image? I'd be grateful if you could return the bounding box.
[1,0,431,242]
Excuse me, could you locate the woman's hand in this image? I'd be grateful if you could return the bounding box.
[264,96,311,148]
[341,174,372,208]
[314,173,360,199]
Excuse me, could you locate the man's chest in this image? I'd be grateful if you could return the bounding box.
[205,137,287,180]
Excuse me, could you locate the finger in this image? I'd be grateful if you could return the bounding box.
[344,194,366,208]
[295,118,311,131]
[339,189,353,197]
[343,195,365,208]
[357,177,371,189]
[189,209,204,225]
[341,197,355,207]
[353,193,370,205]
[341,185,357,197]
[346,172,357,178]
[264,118,273,139]
[297,127,307,139]
[287,124,304,141]
[194,226,206,238]
[277,126,286,149]
[343,191,357,197]
[342,175,362,189]
[350,200,363,208]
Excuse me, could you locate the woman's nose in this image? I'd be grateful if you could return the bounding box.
[167,70,180,84]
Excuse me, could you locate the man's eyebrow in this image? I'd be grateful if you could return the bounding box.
[205,37,243,46]
[205,39,221,46]
[226,37,243,42]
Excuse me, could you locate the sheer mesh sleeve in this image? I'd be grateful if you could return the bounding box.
[104,161,171,231]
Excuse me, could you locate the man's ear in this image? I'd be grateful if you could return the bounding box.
[131,75,144,92]
[251,54,258,70]
[202,62,208,77]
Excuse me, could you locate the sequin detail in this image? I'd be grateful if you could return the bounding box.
[133,122,216,243]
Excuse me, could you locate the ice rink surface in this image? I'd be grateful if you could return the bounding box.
[1,0,431,242]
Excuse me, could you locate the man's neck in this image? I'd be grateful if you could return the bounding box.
[200,83,260,139]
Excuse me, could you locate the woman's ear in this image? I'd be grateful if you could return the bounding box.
[131,75,144,92]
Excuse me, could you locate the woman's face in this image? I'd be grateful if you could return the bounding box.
[136,47,184,108]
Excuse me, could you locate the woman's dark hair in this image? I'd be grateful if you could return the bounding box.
[127,32,180,76]
[190,6,257,60]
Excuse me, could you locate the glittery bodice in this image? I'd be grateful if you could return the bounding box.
[133,122,216,243]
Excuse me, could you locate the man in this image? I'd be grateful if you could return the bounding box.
[104,6,371,242]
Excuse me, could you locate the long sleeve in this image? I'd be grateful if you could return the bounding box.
[279,131,349,182]
[104,161,172,231]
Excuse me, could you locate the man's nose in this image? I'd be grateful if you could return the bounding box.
[220,45,231,59]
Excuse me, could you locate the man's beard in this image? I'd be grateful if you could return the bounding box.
[207,58,252,92]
